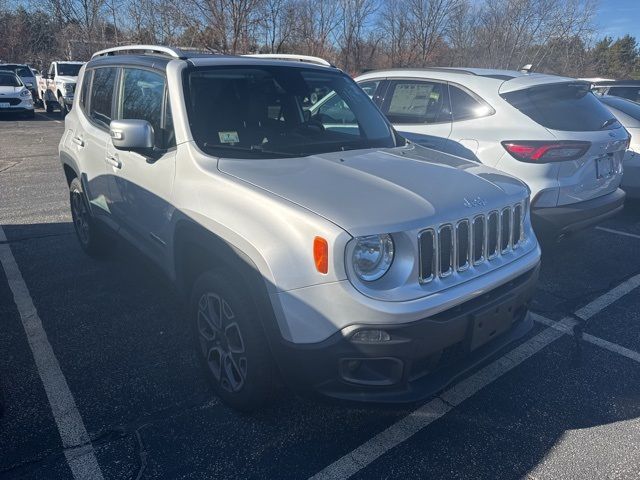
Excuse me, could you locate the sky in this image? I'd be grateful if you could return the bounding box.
[595,0,640,41]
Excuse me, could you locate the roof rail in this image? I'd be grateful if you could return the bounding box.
[243,53,332,67]
[91,45,187,60]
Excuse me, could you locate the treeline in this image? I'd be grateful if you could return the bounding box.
[1,0,639,79]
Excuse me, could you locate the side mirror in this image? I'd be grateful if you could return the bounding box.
[110,119,154,154]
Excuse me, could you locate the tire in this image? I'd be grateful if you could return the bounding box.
[44,97,53,113]
[190,270,275,411]
[69,177,112,257]
[58,95,68,118]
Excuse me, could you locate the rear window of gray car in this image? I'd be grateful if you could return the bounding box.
[600,95,640,120]
[502,83,620,132]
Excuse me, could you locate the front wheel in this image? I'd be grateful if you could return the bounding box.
[69,177,112,257]
[58,95,68,118]
[190,271,275,411]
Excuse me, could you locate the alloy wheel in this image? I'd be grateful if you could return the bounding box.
[70,189,90,245]
[197,292,247,393]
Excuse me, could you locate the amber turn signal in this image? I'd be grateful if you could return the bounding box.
[313,237,329,274]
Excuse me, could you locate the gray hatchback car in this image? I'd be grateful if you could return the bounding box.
[59,45,541,410]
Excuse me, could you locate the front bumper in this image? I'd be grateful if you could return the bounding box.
[273,263,539,404]
[532,188,625,237]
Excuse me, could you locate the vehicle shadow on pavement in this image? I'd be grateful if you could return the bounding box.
[2,217,640,479]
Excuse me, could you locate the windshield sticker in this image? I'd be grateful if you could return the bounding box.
[219,131,240,144]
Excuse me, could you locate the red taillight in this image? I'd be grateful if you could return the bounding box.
[502,141,591,163]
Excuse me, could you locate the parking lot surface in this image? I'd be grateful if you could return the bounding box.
[1,112,640,479]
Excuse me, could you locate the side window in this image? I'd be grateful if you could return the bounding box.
[448,85,494,121]
[359,80,381,99]
[609,87,640,102]
[316,93,356,124]
[89,67,117,127]
[79,70,92,111]
[119,68,167,147]
[383,80,449,124]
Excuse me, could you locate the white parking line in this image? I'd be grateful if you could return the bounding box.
[0,226,104,480]
[533,314,640,364]
[309,274,640,480]
[35,112,62,124]
[574,272,640,320]
[596,226,640,241]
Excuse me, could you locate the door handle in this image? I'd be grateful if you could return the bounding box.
[106,155,122,169]
[71,136,84,147]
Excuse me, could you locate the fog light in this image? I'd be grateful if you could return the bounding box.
[351,329,391,343]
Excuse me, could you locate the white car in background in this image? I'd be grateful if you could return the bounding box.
[351,68,629,241]
[0,70,35,118]
[599,95,640,199]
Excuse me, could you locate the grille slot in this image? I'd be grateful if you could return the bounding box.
[456,220,470,271]
[501,207,512,252]
[418,229,435,283]
[438,225,454,277]
[418,202,527,284]
[487,211,499,259]
[513,203,523,246]
[472,215,485,264]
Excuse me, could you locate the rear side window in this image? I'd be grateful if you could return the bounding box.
[607,87,640,103]
[89,67,117,127]
[383,80,449,124]
[79,70,91,111]
[502,83,619,132]
[449,85,494,121]
[600,95,640,120]
[119,68,166,147]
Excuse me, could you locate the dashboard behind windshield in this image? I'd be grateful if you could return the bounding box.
[185,65,399,158]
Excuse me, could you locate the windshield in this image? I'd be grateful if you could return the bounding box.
[0,72,22,87]
[58,63,82,76]
[185,65,399,158]
[0,65,33,77]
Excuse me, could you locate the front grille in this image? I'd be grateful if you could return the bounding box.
[0,98,21,106]
[418,201,526,283]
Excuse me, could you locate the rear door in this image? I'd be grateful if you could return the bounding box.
[502,82,629,205]
[67,66,119,230]
[378,79,452,150]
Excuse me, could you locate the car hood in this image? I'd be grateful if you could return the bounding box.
[218,147,527,236]
[0,86,23,96]
[55,76,77,84]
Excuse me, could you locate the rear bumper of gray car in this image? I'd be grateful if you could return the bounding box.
[273,263,539,404]
[532,188,625,238]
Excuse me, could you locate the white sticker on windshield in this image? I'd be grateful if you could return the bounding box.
[219,131,239,144]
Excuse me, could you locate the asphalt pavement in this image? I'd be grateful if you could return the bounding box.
[1,110,640,479]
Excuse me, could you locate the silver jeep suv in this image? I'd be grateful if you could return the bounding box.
[59,45,541,410]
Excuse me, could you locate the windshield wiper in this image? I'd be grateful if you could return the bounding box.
[202,143,300,158]
[600,118,619,129]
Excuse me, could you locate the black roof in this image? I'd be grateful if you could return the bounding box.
[593,80,640,87]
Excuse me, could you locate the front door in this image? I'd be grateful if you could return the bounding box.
[107,67,176,263]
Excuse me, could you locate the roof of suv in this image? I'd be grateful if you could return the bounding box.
[88,53,337,75]
[357,67,582,94]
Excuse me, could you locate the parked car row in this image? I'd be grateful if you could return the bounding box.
[0,61,84,119]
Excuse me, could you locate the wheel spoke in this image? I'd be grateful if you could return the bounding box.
[225,322,245,354]
[206,345,223,381]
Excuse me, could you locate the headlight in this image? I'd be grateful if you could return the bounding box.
[20,89,31,97]
[352,234,394,282]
